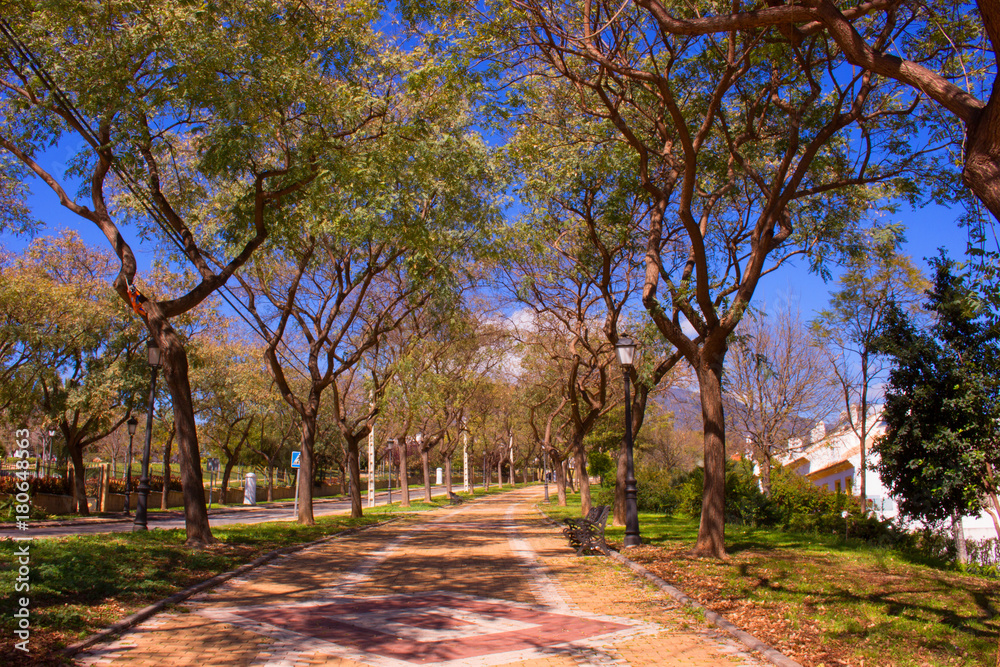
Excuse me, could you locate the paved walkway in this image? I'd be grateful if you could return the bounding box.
[76,487,764,667]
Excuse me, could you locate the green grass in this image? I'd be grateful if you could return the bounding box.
[542,494,1000,666]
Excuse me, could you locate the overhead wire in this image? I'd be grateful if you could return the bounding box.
[0,17,313,377]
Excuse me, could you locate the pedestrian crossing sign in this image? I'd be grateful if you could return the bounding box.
[291,451,301,469]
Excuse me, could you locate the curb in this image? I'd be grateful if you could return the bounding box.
[63,518,397,659]
[533,507,802,667]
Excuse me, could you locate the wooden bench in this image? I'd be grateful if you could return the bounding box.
[562,505,610,556]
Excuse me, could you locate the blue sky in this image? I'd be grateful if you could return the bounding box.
[754,201,971,322]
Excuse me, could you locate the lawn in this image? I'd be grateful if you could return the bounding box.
[542,497,1000,667]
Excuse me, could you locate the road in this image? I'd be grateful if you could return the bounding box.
[0,485,456,539]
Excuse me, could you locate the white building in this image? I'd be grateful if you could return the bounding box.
[778,406,997,541]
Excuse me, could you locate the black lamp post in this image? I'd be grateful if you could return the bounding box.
[133,340,162,531]
[125,416,138,516]
[43,428,55,477]
[615,336,641,548]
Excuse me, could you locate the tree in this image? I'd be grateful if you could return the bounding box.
[0,2,389,544]
[813,235,928,506]
[495,0,926,556]
[0,232,145,513]
[873,254,1000,546]
[508,119,682,524]
[239,103,499,522]
[247,400,298,502]
[725,304,837,496]
[196,340,270,495]
[510,2,996,224]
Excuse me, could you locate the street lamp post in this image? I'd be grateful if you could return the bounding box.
[133,340,162,531]
[125,416,138,516]
[615,337,641,548]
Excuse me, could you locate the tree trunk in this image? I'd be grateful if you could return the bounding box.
[859,355,869,513]
[399,440,410,507]
[575,442,591,516]
[422,448,432,502]
[151,318,213,545]
[69,442,89,515]
[296,411,317,525]
[445,457,453,495]
[756,448,773,497]
[962,75,1000,222]
[160,429,174,510]
[614,440,627,525]
[693,357,727,559]
[554,456,568,506]
[953,510,969,565]
[347,437,362,518]
[221,458,236,496]
[267,464,274,502]
[497,459,503,489]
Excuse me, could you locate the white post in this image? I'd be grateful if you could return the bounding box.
[509,434,515,485]
[367,423,376,508]
[463,431,470,493]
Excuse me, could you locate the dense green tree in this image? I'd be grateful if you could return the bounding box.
[873,255,1000,534]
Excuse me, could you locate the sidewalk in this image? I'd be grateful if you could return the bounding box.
[76,487,766,666]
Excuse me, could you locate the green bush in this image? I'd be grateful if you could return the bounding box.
[725,460,774,527]
[636,464,684,514]
[0,494,48,520]
[676,460,772,526]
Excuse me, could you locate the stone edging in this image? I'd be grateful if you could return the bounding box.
[533,507,802,667]
[63,519,397,658]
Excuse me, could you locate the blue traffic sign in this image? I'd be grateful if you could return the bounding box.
[291,451,301,469]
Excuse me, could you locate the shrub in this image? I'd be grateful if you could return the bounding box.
[635,464,684,514]
[967,538,1000,567]
[0,494,49,520]
[675,460,773,526]
[0,475,70,496]
[108,474,182,494]
[725,460,774,527]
